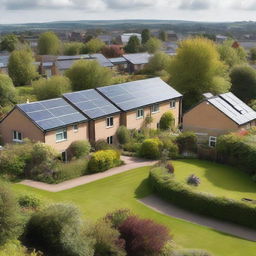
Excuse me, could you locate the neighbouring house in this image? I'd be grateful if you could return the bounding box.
[183,92,256,147]
[98,35,112,45]
[63,89,121,144]
[0,98,88,160]
[166,31,178,41]
[97,77,182,130]
[0,55,9,74]
[123,52,152,73]
[121,33,142,45]
[39,62,56,78]
[109,57,128,72]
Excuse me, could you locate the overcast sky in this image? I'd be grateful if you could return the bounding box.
[1,0,256,24]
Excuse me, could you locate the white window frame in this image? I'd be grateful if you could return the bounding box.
[107,136,113,145]
[106,116,114,128]
[136,108,144,119]
[170,100,176,109]
[56,128,67,142]
[73,124,78,132]
[151,104,160,114]
[209,136,217,148]
[13,131,22,142]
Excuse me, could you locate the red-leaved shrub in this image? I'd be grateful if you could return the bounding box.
[119,216,170,256]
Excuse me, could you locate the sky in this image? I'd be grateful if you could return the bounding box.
[1,0,256,24]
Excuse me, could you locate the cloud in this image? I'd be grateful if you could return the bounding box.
[179,0,211,10]
[230,0,256,10]
[104,0,156,9]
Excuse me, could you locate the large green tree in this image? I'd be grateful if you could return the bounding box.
[0,74,17,106]
[82,38,105,54]
[63,42,84,56]
[124,36,141,53]
[8,50,37,86]
[145,37,162,54]
[0,34,19,52]
[159,30,167,42]
[250,47,256,61]
[65,60,112,91]
[168,37,230,110]
[141,29,151,44]
[230,65,256,103]
[38,31,60,55]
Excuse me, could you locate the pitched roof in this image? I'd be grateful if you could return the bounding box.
[63,89,120,120]
[97,77,182,111]
[17,98,87,131]
[123,52,152,65]
[207,92,256,125]
[109,57,127,65]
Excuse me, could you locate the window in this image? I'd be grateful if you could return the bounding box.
[151,104,160,114]
[209,136,217,148]
[136,108,144,119]
[13,131,22,142]
[106,117,114,128]
[107,136,113,144]
[56,129,67,142]
[170,100,176,109]
[73,124,78,132]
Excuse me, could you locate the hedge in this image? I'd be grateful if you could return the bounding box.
[88,150,121,173]
[149,167,256,229]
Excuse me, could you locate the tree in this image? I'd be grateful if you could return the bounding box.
[0,34,19,52]
[32,76,71,100]
[168,37,230,110]
[82,38,105,54]
[230,65,256,103]
[65,60,112,91]
[159,111,175,130]
[250,47,256,61]
[102,45,124,58]
[38,31,60,55]
[0,74,17,106]
[145,37,163,54]
[8,50,37,86]
[24,203,94,256]
[0,182,21,245]
[63,42,84,55]
[124,36,141,53]
[116,126,130,145]
[217,40,247,68]
[141,29,151,44]
[159,30,167,42]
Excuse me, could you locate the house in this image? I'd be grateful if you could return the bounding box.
[123,53,152,73]
[98,35,112,45]
[0,98,88,160]
[121,33,142,45]
[97,77,182,130]
[183,92,256,147]
[0,55,9,74]
[109,57,128,72]
[63,89,121,144]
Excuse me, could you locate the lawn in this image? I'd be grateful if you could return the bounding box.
[12,160,256,256]
[173,159,256,200]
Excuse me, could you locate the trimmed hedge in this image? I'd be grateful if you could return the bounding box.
[149,167,256,229]
[88,150,121,173]
[139,138,163,159]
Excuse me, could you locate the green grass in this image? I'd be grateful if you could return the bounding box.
[12,160,256,256]
[173,159,256,200]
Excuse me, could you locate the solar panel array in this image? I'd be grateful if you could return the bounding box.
[208,92,256,125]
[63,89,120,119]
[97,77,182,111]
[18,98,87,131]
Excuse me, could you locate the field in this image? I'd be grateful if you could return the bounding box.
[12,160,256,256]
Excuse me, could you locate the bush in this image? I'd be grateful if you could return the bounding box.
[166,161,175,174]
[123,142,141,153]
[252,174,256,183]
[187,174,201,186]
[24,203,94,256]
[68,140,91,159]
[93,139,113,151]
[140,138,163,159]
[18,194,42,210]
[88,150,121,173]
[159,111,175,130]
[149,167,256,229]
[104,209,132,229]
[119,215,170,256]
[161,138,179,159]
[116,126,130,145]
[176,132,197,154]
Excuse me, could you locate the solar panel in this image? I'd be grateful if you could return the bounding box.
[18,98,87,131]
[63,89,120,119]
[97,77,182,111]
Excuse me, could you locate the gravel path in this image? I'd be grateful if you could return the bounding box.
[19,156,157,192]
[140,195,256,242]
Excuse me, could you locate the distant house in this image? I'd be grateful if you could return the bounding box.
[183,92,256,147]
[216,35,228,43]
[98,35,112,45]
[0,55,9,74]
[121,33,142,45]
[166,31,178,42]
[69,32,85,42]
[123,52,152,73]
[97,77,182,130]
[109,57,128,72]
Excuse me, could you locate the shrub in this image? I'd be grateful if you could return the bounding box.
[149,167,256,229]
[176,132,197,154]
[93,139,113,151]
[140,138,163,159]
[119,215,170,256]
[18,194,42,210]
[252,174,256,183]
[116,126,130,145]
[159,111,175,130]
[166,161,175,174]
[68,140,91,159]
[123,142,141,153]
[130,129,146,143]
[162,138,179,159]
[88,150,121,173]
[187,174,201,186]
[104,209,132,229]
[24,203,94,256]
